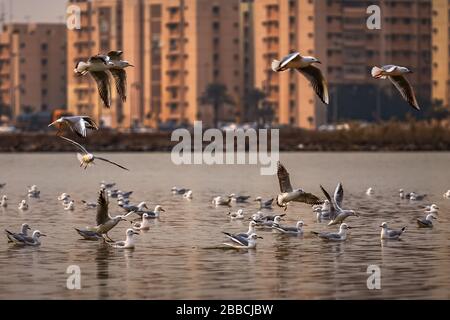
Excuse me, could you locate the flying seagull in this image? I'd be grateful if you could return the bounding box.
[272,52,329,105]
[319,183,359,226]
[48,116,98,138]
[371,65,419,110]
[106,51,134,102]
[74,55,113,108]
[60,136,129,171]
[276,161,322,210]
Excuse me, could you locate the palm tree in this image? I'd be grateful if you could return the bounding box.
[243,88,266,123]
[199,83,234,128]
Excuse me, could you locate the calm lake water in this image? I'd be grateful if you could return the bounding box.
[0,152,449,299]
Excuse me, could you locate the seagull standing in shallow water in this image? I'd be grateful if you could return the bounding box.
[272,52,329,105]
[380,222,406,240]
[60,136,129,171]
[371,65,419,110]
[48,116,98,138]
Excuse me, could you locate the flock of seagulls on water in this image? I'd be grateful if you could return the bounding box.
[2,159,445,249]
[0,49,440,250]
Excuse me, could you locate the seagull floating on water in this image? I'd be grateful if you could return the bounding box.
[222,233,262,250]
[312,223,351,241]
[5,223,31,243]
[183,190,193,199]
[212,196,231,206]
[48,116,98,138]
[132,205,165,219]
[409,192,427,201]
[366,188,374,196]
[18,200,28,211]
[272,52,329,105]
[320,183,359,226]
[256,215,283,228]
[371,65,419,110]
[1,195,7,208]
[100,181,116,189]
[0,183,5,189]
[132,213,151,231]
[74,228,103,241]
[228,209,244,220]
[81,200,97,209]
[276,162,322,210]
[27,185,40,198]
[417,214,437,228]
[172,187,189,195]
[64,200,75,211]
[424,204,439,214]
[223,221,258,243]
[109,229,139,249]
[60,136,129,171]
[314,200,331,221]
[380,222,406,240]
[255,197,274,209]
[229,194,251,203]
[6,230,46,246]
[272,221,305,235]
[443,190,450,199]
[121,201,148,213]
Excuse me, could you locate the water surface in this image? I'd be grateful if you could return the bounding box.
[0,152,449,299]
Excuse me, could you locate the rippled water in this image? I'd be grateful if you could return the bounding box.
[0,152,449,299]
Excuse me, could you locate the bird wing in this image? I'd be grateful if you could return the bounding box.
[88,55,109,64]
[71,118,87,138]
[96,189,109,225]
[107,50,123,61]
[320,185,337,217]
[82,117,99,130]
[297,65,329,105]
[95,156,130,171]
[60,136,89,154]
[388,75,420,110]
[109,68,127,102]
[333,182,344,209]
[292,192,323,205]
[89,71,111,108]
[222,232,248,246]
[277,162,293,193]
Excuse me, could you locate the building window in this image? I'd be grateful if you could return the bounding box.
[41,58,48,66]
[212,22,220,31]
[212,5,220,15]
[41,43,48,51]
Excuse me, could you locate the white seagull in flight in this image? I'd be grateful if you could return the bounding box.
[48,116,98,138]
[272,51,329,105]
[371,65,419,110]
[60,136,129,171]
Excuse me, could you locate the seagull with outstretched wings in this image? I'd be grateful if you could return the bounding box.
[48,116,98,138]
[60,136,129,171]
[276,161,322,211]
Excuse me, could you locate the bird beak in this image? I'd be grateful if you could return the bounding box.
[347,226,353,229]
[27,226,31,230]
[409,70,413,73]
[40,234,47,237]
[48,120,58,127]
[133,231,140,235]
[257,236,264,239]
[316,60,322,64]
[129,64,135,67]
[160,208,165,212]
[379,225,383,228]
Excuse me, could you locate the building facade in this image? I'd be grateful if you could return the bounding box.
[67,0,241,129]
[0,23,67,119]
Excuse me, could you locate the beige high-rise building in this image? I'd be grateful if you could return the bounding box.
[431,0,449,108]
[67,0,241,128]
[253,0,432,127]
[0,23,67,118]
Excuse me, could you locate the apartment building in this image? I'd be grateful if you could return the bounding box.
[0,23,67,119]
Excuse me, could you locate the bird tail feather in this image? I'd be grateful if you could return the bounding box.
[371,66,386,79]
[271,59,281,72]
